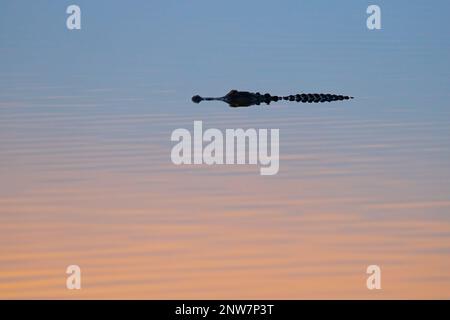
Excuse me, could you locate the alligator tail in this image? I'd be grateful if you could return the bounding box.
[272,93,354,103]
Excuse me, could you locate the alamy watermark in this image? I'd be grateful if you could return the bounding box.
[66,265,81,290]
[366,265,382,290]
[367,5,381,30]
[66,5,81,30]
[171,121,279,175]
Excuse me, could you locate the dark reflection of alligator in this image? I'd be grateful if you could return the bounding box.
[192,90,354,108]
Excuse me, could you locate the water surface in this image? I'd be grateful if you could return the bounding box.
[1,0,450,298]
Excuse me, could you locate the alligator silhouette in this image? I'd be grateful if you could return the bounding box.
[192,90,354,108]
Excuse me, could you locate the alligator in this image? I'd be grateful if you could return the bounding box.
[192,90,354,108]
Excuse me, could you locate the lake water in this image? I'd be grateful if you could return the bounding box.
[1,1,450,298]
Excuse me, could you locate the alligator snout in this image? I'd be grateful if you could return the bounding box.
[192,95,202,103]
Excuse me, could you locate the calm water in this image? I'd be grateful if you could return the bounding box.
[1,1,450,298]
